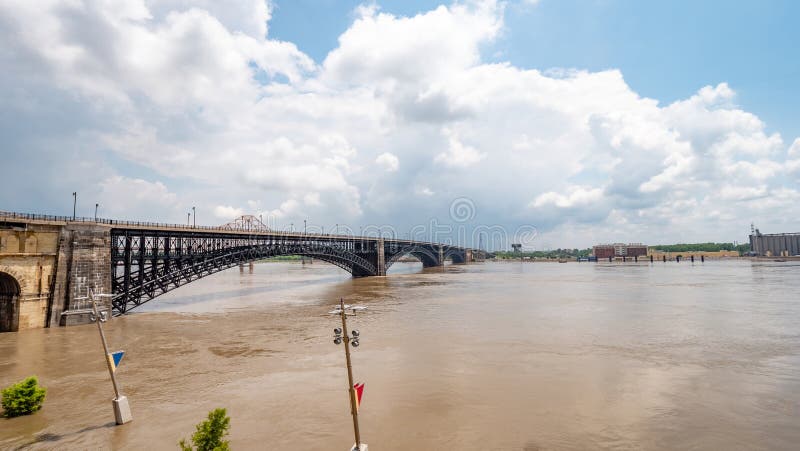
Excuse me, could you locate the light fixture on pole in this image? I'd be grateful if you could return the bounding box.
[192,206,196,228]
[303,219,308,264]
[95,203,99,221]
[87,289,132,425]
[330,299,368,451]
[187,212,191,226]
[72,192,77,220]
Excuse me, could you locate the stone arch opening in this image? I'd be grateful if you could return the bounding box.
[0,272,21,332]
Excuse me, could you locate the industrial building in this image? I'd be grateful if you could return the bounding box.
[592,243,648,259]
[749,230,800,256]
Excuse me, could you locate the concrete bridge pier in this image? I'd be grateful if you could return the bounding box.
[376,238,386,276]
[52,224,112,326]
[1,221,111,331]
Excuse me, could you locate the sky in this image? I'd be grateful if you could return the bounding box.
[1,0,799,250]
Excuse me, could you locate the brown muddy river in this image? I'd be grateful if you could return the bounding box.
[1,260,799,450]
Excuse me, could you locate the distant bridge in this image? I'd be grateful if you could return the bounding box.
[0,211,481,330]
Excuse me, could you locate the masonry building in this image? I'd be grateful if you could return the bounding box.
[592,243,648,259]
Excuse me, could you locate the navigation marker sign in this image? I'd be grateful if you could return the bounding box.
[354,382,365,412]
[108,350,125,372]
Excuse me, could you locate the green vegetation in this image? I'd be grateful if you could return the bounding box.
[496,242,751,258]
[179,408,231,451]
[1,376,47,418]
[649,242,749,254]
[495,248,592,259]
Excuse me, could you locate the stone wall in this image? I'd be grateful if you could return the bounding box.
[54,224,112,326]
[0,222,112,330]
[0,225,60,330]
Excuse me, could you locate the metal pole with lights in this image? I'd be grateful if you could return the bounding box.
[303,219,308,264]
[331,299,367,451]
[95,203,99,221]
[87,289,132,425]
[72,192,77,220]
[192,206,196,228]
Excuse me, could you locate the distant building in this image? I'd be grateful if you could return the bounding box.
[648,249,739,259]
[593,243,647,259]
[749,230,800,256]
[511,243,522,253]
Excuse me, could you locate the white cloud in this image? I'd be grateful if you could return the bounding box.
[717,185,769,201]
[415,186,435,196]
[213,205,244,219]
[1,1,799,246]
[303,192,321,206]
[96,176,178,219]
[375,152,399,172]
[435,128,485,167]
[788,138,800,157]
[531,186,604,209]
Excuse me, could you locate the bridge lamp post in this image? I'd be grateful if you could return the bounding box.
[331,299,367,451]
[302,220,307,264]
[87,289,133,425]
[72,192,77,220]
[192,206,196,228]
[95,203,99,221]
[187,212,191,226]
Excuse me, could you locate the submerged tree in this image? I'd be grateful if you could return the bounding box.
[1,376,47,417]
[179,408,231,451]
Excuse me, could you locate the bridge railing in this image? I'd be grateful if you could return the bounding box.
[0,210,235,231]
[0,210,474,250]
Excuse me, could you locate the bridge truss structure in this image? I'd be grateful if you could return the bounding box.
[110,226,475,315]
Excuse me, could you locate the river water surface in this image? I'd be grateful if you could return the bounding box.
[1,260,799,450]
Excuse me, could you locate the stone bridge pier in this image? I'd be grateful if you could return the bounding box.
[0,220,111,331]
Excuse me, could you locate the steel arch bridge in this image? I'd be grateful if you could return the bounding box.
[110,225,479,315]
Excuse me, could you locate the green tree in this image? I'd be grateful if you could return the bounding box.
[179,408,231,451]
[1,376,47,417]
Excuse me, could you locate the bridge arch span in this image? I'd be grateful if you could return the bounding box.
[385,244,441,270]
[0,271,21,332]
[111,237,379,315]
[0,212,478,328]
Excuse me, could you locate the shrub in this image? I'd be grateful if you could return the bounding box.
[179,408,230,451]
[1,376,47,418]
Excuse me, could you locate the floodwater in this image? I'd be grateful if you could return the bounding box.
[1,260,799,450]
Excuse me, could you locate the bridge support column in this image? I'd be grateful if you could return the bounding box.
[51,224,112,327]
[466,249,473,263]
[438,246,444,266]
[376,239,386,276]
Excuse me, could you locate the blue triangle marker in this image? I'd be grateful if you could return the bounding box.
[111,351,125,368]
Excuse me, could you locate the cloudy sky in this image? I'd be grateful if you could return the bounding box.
[1,0,799,250]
